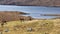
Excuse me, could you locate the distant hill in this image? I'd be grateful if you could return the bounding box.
[0,0,60,6]
[41,14,60,16]
[51,17,60,19]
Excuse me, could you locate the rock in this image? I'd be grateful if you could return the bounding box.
[0,32,2,34]
[4,28,9,32]
[14,26,19,31]
[27,28,32,32]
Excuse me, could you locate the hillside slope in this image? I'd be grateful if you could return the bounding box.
[0,0,60,6]
[0,11,33,23]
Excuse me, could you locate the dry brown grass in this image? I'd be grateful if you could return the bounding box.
[0,19,60,34]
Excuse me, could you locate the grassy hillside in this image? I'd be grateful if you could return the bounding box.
[0,11,33,25]
[0,19,60,34]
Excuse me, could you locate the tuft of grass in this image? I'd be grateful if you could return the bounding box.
[4,21,22,27]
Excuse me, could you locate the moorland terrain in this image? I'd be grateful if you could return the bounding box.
[0,11,60,34]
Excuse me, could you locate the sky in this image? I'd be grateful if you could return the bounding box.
[0,5,60,19]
